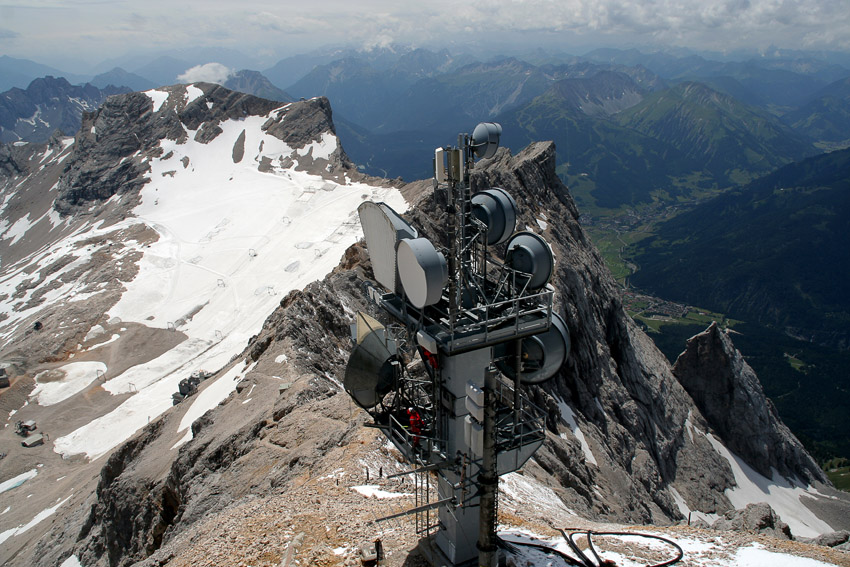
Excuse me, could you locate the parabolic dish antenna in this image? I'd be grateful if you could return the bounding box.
[495,313,570,384]
[344,312,399,409]
[397,237,448,309]
[505,231,555,290]
[471,187,518,246]
[358,202,418,294]
[470,122,502,160]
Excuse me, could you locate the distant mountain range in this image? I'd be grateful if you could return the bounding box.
[89,67,156,91]
[498,75,815,209]
[782,76,850,147]
[0,70,292,144]
[267,46,850,203]
[2,47,850,202]
[223,70,293,103]
[0,77,129,143]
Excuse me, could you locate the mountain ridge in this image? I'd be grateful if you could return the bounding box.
[0,84,848,567]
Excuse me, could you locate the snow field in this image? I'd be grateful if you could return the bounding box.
[52,101,406,461]
[684,419,833,538]
[30,361,107,406]
[0,469,38,494]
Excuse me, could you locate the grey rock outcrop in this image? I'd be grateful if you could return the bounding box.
[807,530,850,548]
[711,502,792,540]
[54,84,350,215]
[673,322,827,484]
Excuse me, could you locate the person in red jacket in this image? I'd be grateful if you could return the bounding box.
[407,407,424,447]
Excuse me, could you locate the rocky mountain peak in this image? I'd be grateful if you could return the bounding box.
[673,322,826,484]
[54,84,350,215]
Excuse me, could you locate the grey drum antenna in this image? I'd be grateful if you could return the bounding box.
[347,122,570,567]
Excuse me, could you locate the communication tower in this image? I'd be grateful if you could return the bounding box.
[345,123,570,566]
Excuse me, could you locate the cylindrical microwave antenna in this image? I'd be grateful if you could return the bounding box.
[471,187,518,245]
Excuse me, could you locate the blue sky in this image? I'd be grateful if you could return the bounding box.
[1,0,849,72]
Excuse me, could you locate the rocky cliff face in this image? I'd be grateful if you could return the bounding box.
[673,322,827,484]
[467,143,737,522]
[55,84,349,215]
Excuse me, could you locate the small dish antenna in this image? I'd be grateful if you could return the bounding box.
[397,237,449,308]
[470,122,502,160]
[495,313,570,384]
[471,187,518,245]
[505,232,555,290]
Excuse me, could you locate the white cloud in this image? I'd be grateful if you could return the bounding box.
[176,62,233,85]
[2,0,849,70]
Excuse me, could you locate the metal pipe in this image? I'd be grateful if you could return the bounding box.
[478,366,499,567]
[514,338,522,437]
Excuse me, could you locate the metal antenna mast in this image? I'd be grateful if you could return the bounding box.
[345,123,571,567]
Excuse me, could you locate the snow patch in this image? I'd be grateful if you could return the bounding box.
[144,89,169,112]
[60,556,83,567]
[734,543,837,566]
[177,362,253,435]
[297,132,338,161]
[351,485,410,499]
[500,472,576,517]
[555,398,598,465]
[0,469,37,494]
[0,494,72,546]
[31,361,107,406]
[185,85,204,105]
[703,431,833,537]
[1,213,34,244]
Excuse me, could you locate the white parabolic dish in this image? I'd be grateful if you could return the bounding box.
[397,238,448,309]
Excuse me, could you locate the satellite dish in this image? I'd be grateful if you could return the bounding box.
[344,313,399,409]
[505,231,554,290]
[495,313,570,384]
[397,238,448,308]
[471,187,518,245]
[358,202,418,294]
[471,122,502,160]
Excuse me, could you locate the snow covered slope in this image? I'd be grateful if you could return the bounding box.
[0,85,406,561]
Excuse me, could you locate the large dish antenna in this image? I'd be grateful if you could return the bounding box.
[471,188,518,246]
[358,202,418,294]
[397,237,448,308]
[495,313,570,384]
[505,231,555,290]
[344,312,399,409]
[470,122,502,160]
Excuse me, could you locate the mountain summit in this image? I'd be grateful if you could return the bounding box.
[0,85,848,567]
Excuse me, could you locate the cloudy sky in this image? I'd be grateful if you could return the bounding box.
[2,0,849,72]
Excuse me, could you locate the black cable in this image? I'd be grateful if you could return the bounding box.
[499,529,684,567]
[562,530,596,566]
[560,529,685,567]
